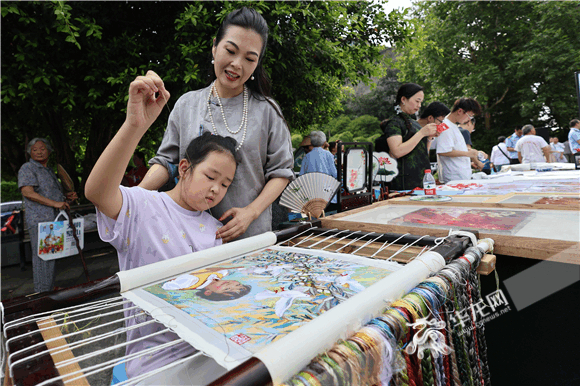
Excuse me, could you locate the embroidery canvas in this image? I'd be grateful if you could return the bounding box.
[346,148,367,191]
[391,207,534,232]
[372,152,398,183]
[447,179,580,196]
[138,247,399,356]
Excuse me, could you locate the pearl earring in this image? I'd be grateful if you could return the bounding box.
[251,74,255,81]
[211,59,215,64]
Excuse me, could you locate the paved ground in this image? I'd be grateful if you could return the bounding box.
[1,245,120,301]
[1,245,123,386]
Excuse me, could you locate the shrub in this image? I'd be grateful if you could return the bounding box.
[1,181,21,203]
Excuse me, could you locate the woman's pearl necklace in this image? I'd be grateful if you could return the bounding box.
[207,81,248,151]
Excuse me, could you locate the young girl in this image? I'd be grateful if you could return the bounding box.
[85,73,240,380]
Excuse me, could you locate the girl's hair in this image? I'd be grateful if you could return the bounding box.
[208,7,288,127]
[183,132,240,172]
[26,138,53,155]
[197,283,252,302]
[395,83,424,134]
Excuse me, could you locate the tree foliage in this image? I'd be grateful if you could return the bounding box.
[393,1,580,152]
[316,114,381,145]
[1,1,401,195]
[343,51,401,121]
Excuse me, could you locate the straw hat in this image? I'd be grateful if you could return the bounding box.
[299,136,311,147]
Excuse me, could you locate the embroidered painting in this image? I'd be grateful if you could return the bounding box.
[346,148,367,191]
[533,196,580,206]
[142,248,397,353]
[391,207,534,232]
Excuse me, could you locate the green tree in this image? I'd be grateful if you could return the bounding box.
[2,1,191,187]
[346,115,381,139]
[343,52,401,121]
[320,115,352,142]
[2,1,401,195]
[291,133,304,150]
[393,1,580,153]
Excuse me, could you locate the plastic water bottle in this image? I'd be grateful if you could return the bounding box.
[423,169,436,195]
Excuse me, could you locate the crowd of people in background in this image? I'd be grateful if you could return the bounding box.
[296,84,580,194]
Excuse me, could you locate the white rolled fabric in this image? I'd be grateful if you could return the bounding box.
[254,250,446,385]
[116,232,277,292]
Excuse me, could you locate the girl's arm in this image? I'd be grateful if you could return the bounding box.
[217,177,289,242]
[85,71,169,220]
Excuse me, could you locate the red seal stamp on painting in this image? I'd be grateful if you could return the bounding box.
[230,333,251,345]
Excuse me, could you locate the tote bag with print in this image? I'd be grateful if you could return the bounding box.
[37,210,84,260]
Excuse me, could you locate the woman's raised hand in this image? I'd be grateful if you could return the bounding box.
[420,123,439,138]
[126,70,170,131]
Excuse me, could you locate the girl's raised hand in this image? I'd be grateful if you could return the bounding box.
[126,70,170,131]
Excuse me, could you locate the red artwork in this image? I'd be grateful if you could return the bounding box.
[392,207,534,231]
[436,122,449,134]
[533,196,580,206]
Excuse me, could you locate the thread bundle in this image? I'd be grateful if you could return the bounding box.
[282,246,492,386]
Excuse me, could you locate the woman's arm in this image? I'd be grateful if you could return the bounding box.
[138,164,170,190]
[217,177,290,242]
[139,103,183,190]
[85,71,169,220]
[20,186,69,210]
[387,123,438,159]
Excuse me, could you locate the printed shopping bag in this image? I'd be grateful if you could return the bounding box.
[37,210,84,260]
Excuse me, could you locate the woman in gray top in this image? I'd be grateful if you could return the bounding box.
[141,7,294,242]
[18,138,77,292]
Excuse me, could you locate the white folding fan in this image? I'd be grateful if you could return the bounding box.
[280,172,341,218]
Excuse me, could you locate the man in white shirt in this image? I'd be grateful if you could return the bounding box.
[514,125,551,163]
[436,98,483,183]
[490,136,510,172]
